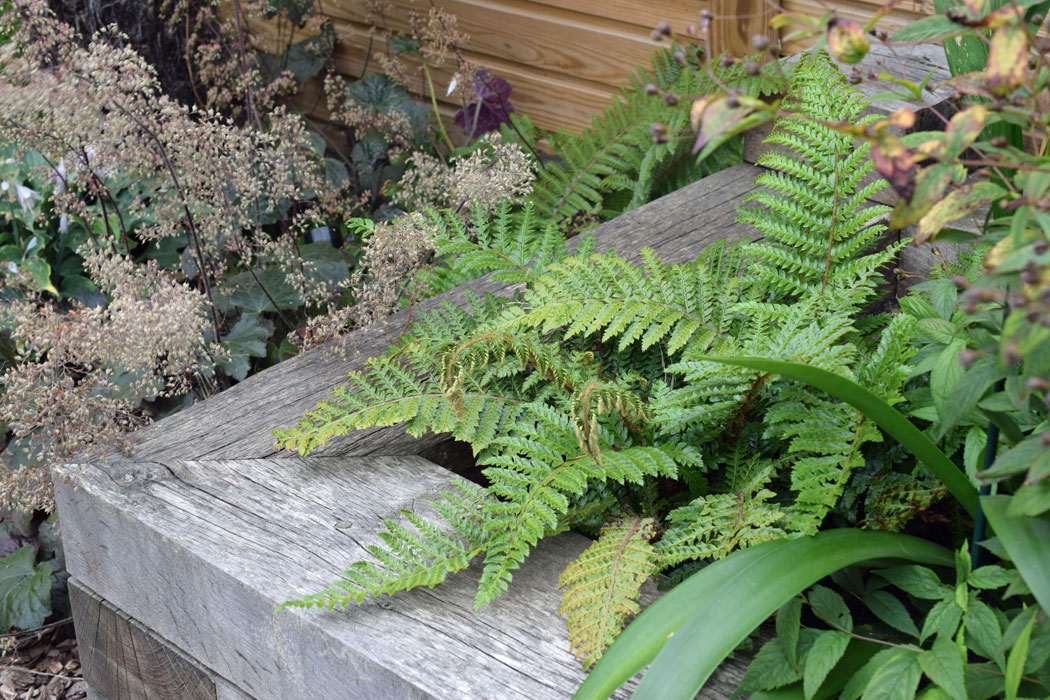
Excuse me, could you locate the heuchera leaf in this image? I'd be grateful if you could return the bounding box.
[0,546,51,633]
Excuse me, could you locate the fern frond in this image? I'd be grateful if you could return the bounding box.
[559,514,659,670]
[508,49,785,225]
[655,460,785,565]
[474,411,682,608]
[280,480,489,610]
[739,51,893,298]
[504,245,748,356]
[274,293,521,456]
[422,203,569,295]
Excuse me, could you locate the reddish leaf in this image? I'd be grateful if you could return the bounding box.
[916,181,1006,243]
[827,18,870,64]
[871,136,917,201]
[986,24,1028,96]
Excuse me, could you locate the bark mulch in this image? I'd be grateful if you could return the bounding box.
[0,620,87,700]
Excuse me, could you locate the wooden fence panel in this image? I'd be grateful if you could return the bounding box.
[242,0,776,136]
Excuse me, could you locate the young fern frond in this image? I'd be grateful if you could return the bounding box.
[422,203,570,295]
[738,51,894,298]
[559,514,659,670]
[279,480,489,610]
[655,459,785,565]
[475,406,683,608]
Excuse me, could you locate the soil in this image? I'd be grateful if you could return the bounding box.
[0,620,87,700]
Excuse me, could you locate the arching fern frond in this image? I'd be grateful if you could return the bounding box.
[559,514,659,670]
[280,479,490,610]
[421,202,569,295]
[504,244,749,356]
[504,49,786,225]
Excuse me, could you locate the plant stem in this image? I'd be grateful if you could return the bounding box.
[422,59,456,151]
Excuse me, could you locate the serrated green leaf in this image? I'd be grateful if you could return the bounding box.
[965,598,1003,660]
[778,597,804,670]
[738,636,807,692]
[878,565,953,600]
[918,634,967,700]
[865,589,919,638]
[967,565,1013,590]
[860,649,922,700]
[1004,612,1035,700]
[809,585,853,633]
[804,630,850,700]
[920,598,963,644]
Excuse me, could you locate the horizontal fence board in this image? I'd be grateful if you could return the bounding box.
[325,0,663,88]
[523,0,704,31]
[248,15,623,133]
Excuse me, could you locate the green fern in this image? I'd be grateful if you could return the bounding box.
[420,202,572,295]
[503,49,785,225]
[655,458,785,565]
[559,514,659,670]
[276,51,931,673]
[278,479,489,610]
[738,52,895,297]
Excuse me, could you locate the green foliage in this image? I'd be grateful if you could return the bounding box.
[419,202,572,295]
[559,514,659,670]
[738,52,891,297]
[575,530,953,700]
[504,49,785,225]
[278,480,490,609]
[738,550,1050,700]
[277,52,926,671]
[0,545,51,632]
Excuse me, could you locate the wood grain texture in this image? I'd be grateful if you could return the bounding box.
[238,0,715,135]
[119,162,764,464]
[70,577,217,700]
[56,456,750,699]
[710,0,776,57]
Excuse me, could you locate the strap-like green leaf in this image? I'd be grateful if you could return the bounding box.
[573,529,952,700]
[981,495,1050,615]
[697,356,978,517]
